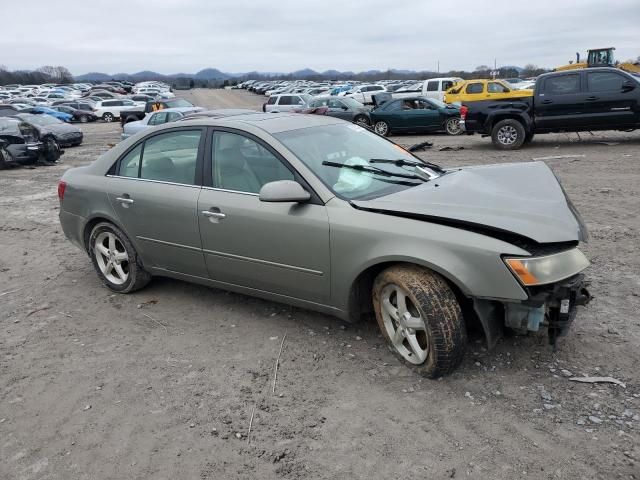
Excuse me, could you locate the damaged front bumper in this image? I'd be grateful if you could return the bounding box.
[474,274,591,348]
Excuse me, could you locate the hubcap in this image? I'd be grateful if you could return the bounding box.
[355,116,369,126]
[94,231,129,285]
[375,122,388,135]
[497,125,518,145]
[447,118,461,135]
[380,284,429,364]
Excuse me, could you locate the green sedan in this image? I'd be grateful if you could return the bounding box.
[58,114,591,377]
[370,96,462,136]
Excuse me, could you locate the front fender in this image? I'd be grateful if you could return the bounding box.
[326,200,530,314]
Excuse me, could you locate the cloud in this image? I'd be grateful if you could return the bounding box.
[2,0,639,75]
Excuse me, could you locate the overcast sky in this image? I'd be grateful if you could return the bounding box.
[3,0,639,75]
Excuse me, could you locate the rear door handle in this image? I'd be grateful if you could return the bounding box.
[586,96,599,101]
[541,99,553,104]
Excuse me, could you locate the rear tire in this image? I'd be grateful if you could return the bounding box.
[79,115,88,123]
[0,147,9,170]
[372,264,466,378]
[88,222,151,293]
[491,119,526,150]
[354,115,370,127]
[41,136,61,163]
[102,112,114,123]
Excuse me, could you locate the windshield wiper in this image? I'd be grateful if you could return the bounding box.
[369,158,445,173]
[322,161,427,181]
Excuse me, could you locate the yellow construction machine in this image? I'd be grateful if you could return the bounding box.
[555,47,640,74]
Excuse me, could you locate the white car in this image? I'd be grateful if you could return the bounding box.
[120,108,191,140]
[340,84,387,104]
[392,77,463,102]
[263,93,312,112]
[93,99,143,122]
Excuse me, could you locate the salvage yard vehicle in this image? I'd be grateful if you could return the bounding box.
[302,96,371,125]
[16,113,83,148]
[93,99,141,122]
[444,79,533,105]
[394,77,463,102]
[0,117,45,168]
[340,84,387,104]
[263,93,312,113]
[49,105,98,123]
[461,67,640,149]
[121,107,192,140]
[58,113,591,377]
[22,106,73,122]
[370,97,462,136]
[118,98,203,125]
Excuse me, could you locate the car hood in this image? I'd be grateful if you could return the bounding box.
[351,161,587,244]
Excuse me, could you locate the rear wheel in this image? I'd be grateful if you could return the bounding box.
[89,222,151,293]
[102,112,114,123]
[79,115,89,123]
[491,119,526,150]
[372,264,466,378]
[41,136,61,164]
[374,120,390,136]
[445,117,462,135]
[0,147,9,170]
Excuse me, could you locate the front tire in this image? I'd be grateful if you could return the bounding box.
[102,112,114,123]
[89,222,151,293]
[354,115,370,127]
[491,119,526,150]
[41,136,61,163]
[445,117,463,135]
[372,264,466,378]
[374,120,390,136]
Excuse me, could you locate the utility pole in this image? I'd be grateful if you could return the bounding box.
[437,60,440,73]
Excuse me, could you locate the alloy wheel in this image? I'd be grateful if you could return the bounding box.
[374,121,389,136]
[379,284,429,364]
[94,231,130,285]
[446,117,462,135]
[497,125,518,145]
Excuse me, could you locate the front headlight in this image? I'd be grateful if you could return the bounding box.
[504,248,589,286]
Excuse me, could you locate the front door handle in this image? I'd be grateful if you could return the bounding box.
[586,96,599,101]
[541,99,553,104]
[116,196,134,208]
[202,211,226,219]
[202,208,226,223]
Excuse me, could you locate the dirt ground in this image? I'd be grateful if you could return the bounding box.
[1,89,639,480]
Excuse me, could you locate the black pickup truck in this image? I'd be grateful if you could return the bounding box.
[461,67,640,149]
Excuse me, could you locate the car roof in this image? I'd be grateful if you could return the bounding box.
[177,112,343,134]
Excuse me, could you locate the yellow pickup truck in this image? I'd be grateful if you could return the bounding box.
[444,79,533,104]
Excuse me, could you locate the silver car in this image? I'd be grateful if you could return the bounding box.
[58,114,591,377]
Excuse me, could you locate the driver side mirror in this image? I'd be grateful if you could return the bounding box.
[259,180,310,203]
[622,80,636,93]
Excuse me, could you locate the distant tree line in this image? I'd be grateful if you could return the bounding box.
[0,65,74,85]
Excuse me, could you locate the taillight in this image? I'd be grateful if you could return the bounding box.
[58,181,67,201]
[460,105,468,120]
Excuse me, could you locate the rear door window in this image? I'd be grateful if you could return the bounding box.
[488,82,509,93]
[426,81,439,92]
[278,96,293,106]
[465,83,484,94]
[544,74,580,95]
[140,130,202,184]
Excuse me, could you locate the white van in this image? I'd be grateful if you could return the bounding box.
[393,77,463,102]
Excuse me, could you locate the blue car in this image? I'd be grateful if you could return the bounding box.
[28,106,73,122]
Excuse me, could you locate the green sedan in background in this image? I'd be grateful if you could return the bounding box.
[370,96,462,136]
